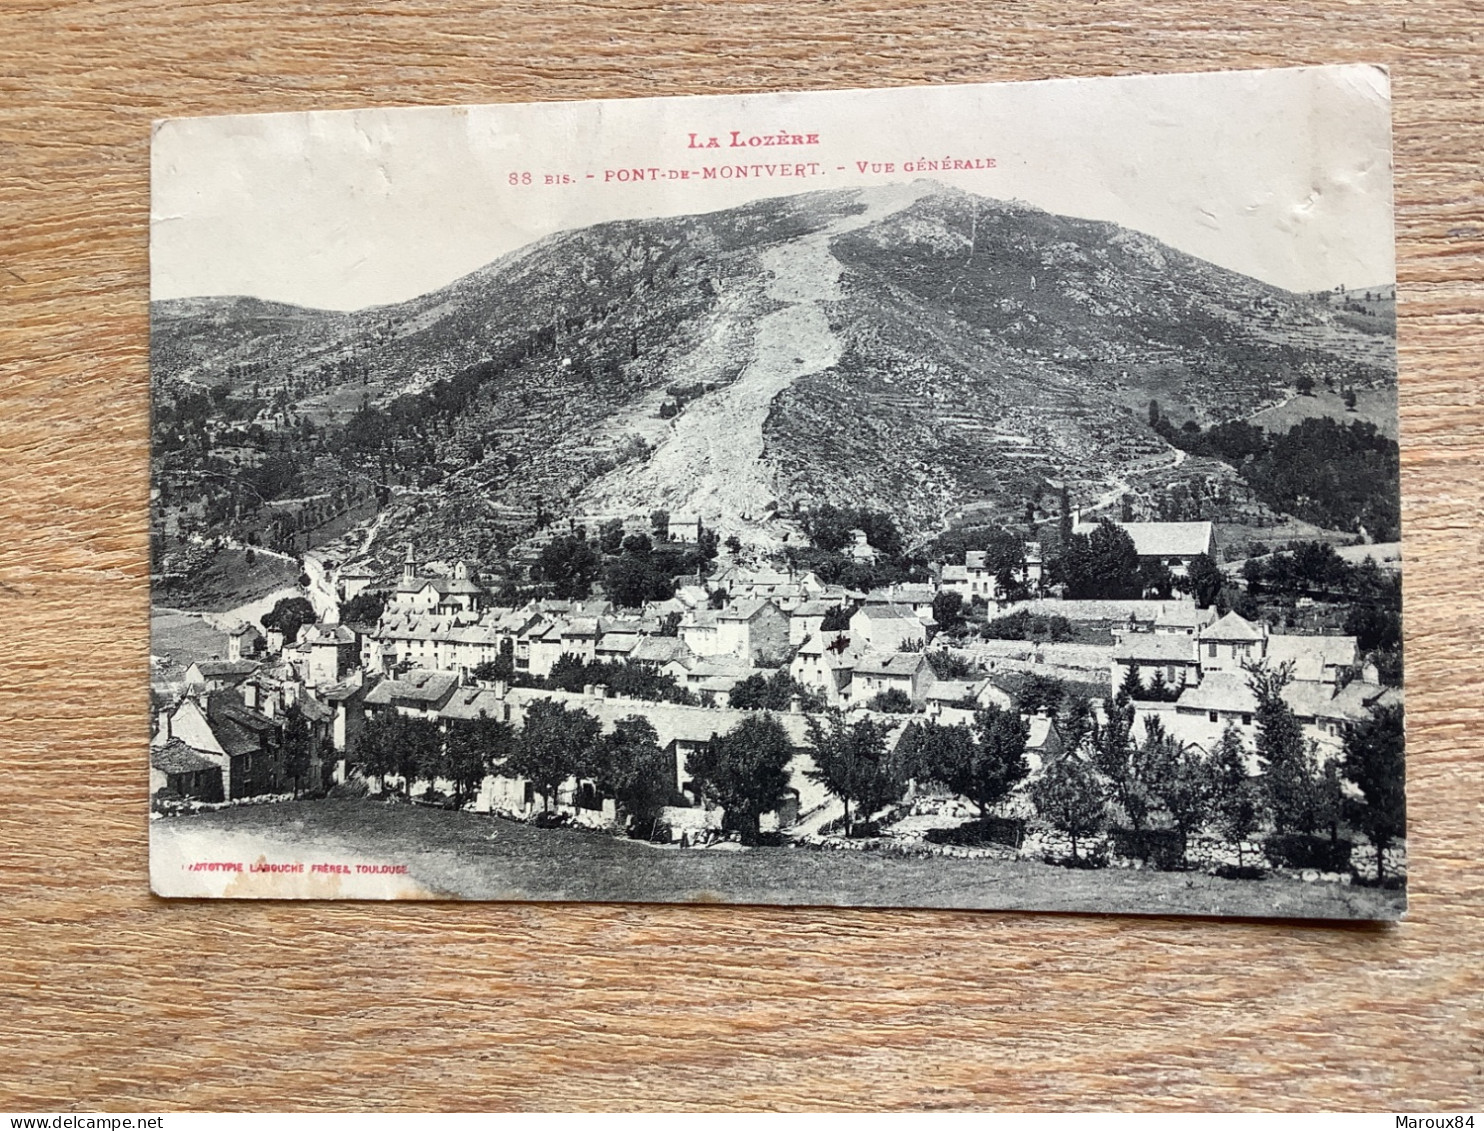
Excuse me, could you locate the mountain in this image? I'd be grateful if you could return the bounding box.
[150,181,1396,574]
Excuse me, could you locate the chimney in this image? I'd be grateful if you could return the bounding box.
[789,694,802,715]
[583,684,595,698]
[595,684,607,700]
[402,542,416,584]
[243,681,258,709]
[157,708,171,744]
[494,679,508,699]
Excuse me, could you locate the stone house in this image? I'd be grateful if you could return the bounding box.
[849,604,927,653]
[1072,519,1216,578]
[852,651,936,706]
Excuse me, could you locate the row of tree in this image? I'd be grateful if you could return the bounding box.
[1028,668,1404,878]
[350,703,675,836]
[346,660,1404,878]
[533,519,718,605]
[1152,412,1400,542]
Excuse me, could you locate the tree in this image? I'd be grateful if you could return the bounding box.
[507,699,602,814]
[926,649,977,680]
[1147,729,1212,866]
[350,711,396,791]
[599,518,625,554]
[1090,691,1154,831]
[921,704,1031,818]
[867,687,915,714]
[1248,662,1313,833]
[805,712,902,836]
[1058,694,1094,756]
[1210,725,1260,867]
[1185,553,1224,609]
[536,534,600,600]
[1119,662,1145,702]
[932,590,965,634]
[604,549,675,608]
[599,715,673,838]
[281,706,313,798]
[1016,673,1065,717]
[724,534,742,556]
[729,670,822,712]
[855,510,902,557]
[687,713,795,844]
[471,639,516,683]
[806,503,854,552]
[1343,388,1358,411]
[1147,669,1173,703]
[1030,753,1106,861]
[341,589,386,625]
[443,714,513,808]
[983,528,1028,598]
[1296,373,1316,396]
[262,595,317,645]
[392,716,442,798]
[650,508,670,542]
[1345,603,1402,654]
[1343,703,1405,881]
[820,604,852,632]
[1059,520,1141,599]
[1139,557,1174,600]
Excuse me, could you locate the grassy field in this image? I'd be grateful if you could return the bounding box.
[153,799,1405,920]
[156,545,300,613]
[1249,387,1398,439]
[150,609,231,668]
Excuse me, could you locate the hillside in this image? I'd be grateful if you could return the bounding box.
[150,181,1396,581]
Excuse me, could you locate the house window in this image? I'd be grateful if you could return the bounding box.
[1208,711,1218,723]
[1207,642,1217,659]
[1242,713,1253,726]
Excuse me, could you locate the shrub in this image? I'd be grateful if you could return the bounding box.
[1213,864,1267,882]
[1044,847,1108,870]
[925,816,1025,849]
[819,816,885,839]
[1110,827,1186,870]
[1262,833,1353,873]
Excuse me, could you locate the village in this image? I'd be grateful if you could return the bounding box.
[150,508,1405,888]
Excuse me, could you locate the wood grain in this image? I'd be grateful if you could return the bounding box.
[1,0,1481,1111]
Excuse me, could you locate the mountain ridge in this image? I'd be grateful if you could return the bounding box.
[149,181,1397,575]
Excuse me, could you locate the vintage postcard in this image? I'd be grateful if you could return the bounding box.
[149,65,1405,917]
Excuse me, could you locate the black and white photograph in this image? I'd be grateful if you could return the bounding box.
[148,66,1405,918]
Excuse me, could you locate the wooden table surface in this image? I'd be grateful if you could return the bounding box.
[2,0,1481,1112]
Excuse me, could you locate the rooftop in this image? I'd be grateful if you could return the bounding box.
[1200,611,1267,643]
[188,660,260,680]
[364,669,460,706]
[151,738,222,775]
[855,604,920,622]
[1112,635,1198,663]
[1074,520,1215,559]
[855,652,928,677]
